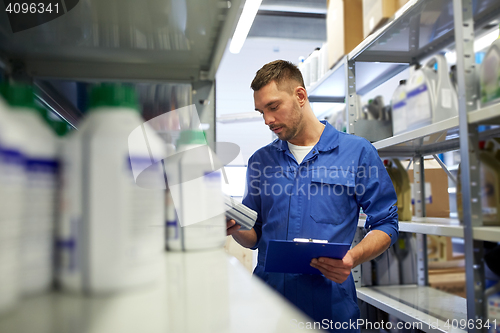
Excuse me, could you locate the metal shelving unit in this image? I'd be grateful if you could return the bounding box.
[357,286,467,333]
[358,218,500,242]
[311,0,500,331]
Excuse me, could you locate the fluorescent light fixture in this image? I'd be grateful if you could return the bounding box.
[229,0,263,54]
[474,27,499,52]
[444,26,499,65]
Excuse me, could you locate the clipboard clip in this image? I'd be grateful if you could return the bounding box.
[293,238,328,243]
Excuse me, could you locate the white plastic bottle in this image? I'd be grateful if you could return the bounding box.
[58,84,165,294]
[406,55,458,130]
[391,80,407,135]
[6,84,58,296]
[0,84,26,313]
[166,130,226,251]
[480,27,500,106]
[309,48,321,85]
[161,134,179,251]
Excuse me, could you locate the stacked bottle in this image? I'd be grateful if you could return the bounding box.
[384,158,412,221]
[0,84,26,314]
[457,140,500,226]
[57,84,166,294]
[166,130,226,251]
[6,84,58,296]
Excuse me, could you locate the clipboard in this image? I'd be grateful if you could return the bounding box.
[264,239,350,275]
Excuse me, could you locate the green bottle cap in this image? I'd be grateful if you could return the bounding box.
[89,84,139,111]
[6,84,37,110]
[0,83,8,99]
[51,120,70,137]
[177,130,207,146]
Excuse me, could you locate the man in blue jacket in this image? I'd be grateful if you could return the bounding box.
[227,60,399,332]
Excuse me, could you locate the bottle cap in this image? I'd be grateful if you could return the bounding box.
[6,84,37,109]
[51,120,70,137]
[177,130,207,146]
[89,84,139,111]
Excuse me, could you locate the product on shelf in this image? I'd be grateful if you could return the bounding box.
[405,55,458,132]
[362,0,399,38]
[480,26,500,106]
[355,96,392,141]
[0,84,26,313]
[165,130,226,251]
[384,159,411,221]
[391,80,407,135]
[161,133,178,251]
[6,84,58,296]
[309,48,321,85]
[57,84,165,293]
[457,140,500,226]
[326,0,363,68]
[407,159,450,218]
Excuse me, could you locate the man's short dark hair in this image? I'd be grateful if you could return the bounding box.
[251,60,305,94]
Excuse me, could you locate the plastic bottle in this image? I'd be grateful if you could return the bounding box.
[479,25,500,106]
[160,134,179,251]
[166,130,226,251]
[457,141,500,225]
[309,48,321,85]
[0,84,26,313]
[406,55,458,130]
[384,159,412,221]
[6,84,58,296]
[391,80,407,135]
[58,84,165,294]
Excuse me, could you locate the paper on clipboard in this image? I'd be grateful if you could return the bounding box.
[264,239,350,275]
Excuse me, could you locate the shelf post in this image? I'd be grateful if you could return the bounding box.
[413,155,428,286]
[352,228,364,288]
[453,0,486,329]
[345,57,359,135]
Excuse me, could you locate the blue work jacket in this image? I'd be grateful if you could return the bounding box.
[242,121,399,332]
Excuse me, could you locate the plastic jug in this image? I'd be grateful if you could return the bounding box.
[391,80,407,135]
[58,84,165,294]
[0,84,26,313]
[480,27,500,106]
[166,130,226,251]
[6,84,58,296]
[457,141,500,225]
[309,48,321,85]
[406,55,458,131]
[384,159,412,221]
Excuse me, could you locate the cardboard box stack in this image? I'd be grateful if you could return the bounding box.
[406,159,450,218]
[362,0,409,38]
[326,0,363,68]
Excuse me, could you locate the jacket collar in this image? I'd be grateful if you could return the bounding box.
[271,120,340,152]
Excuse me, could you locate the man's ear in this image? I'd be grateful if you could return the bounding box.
[295,86,308,107]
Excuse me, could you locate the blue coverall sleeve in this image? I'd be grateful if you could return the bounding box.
[242,155,263,250]
[356,143,399,246]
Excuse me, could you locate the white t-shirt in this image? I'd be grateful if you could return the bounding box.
[287,142,315,164]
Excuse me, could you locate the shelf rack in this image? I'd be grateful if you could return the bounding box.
[358,218,500,242]
[357,286,467,333]
[0,251,321,333]
[310,0,500,331]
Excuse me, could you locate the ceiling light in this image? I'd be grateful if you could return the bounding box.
[229,0,263,54]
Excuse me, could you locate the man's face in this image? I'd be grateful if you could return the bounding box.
[254,81,303,142]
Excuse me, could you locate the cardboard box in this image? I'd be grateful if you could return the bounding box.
[428,268,466,298]
[362,0,398,38]
[326,0,363,69]
[397,0,409,8]
[406,159,450,218]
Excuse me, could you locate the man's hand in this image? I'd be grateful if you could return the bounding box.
[226,218,241,236]
[310,251,355,283]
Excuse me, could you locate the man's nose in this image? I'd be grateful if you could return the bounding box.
[263,112,274,126]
